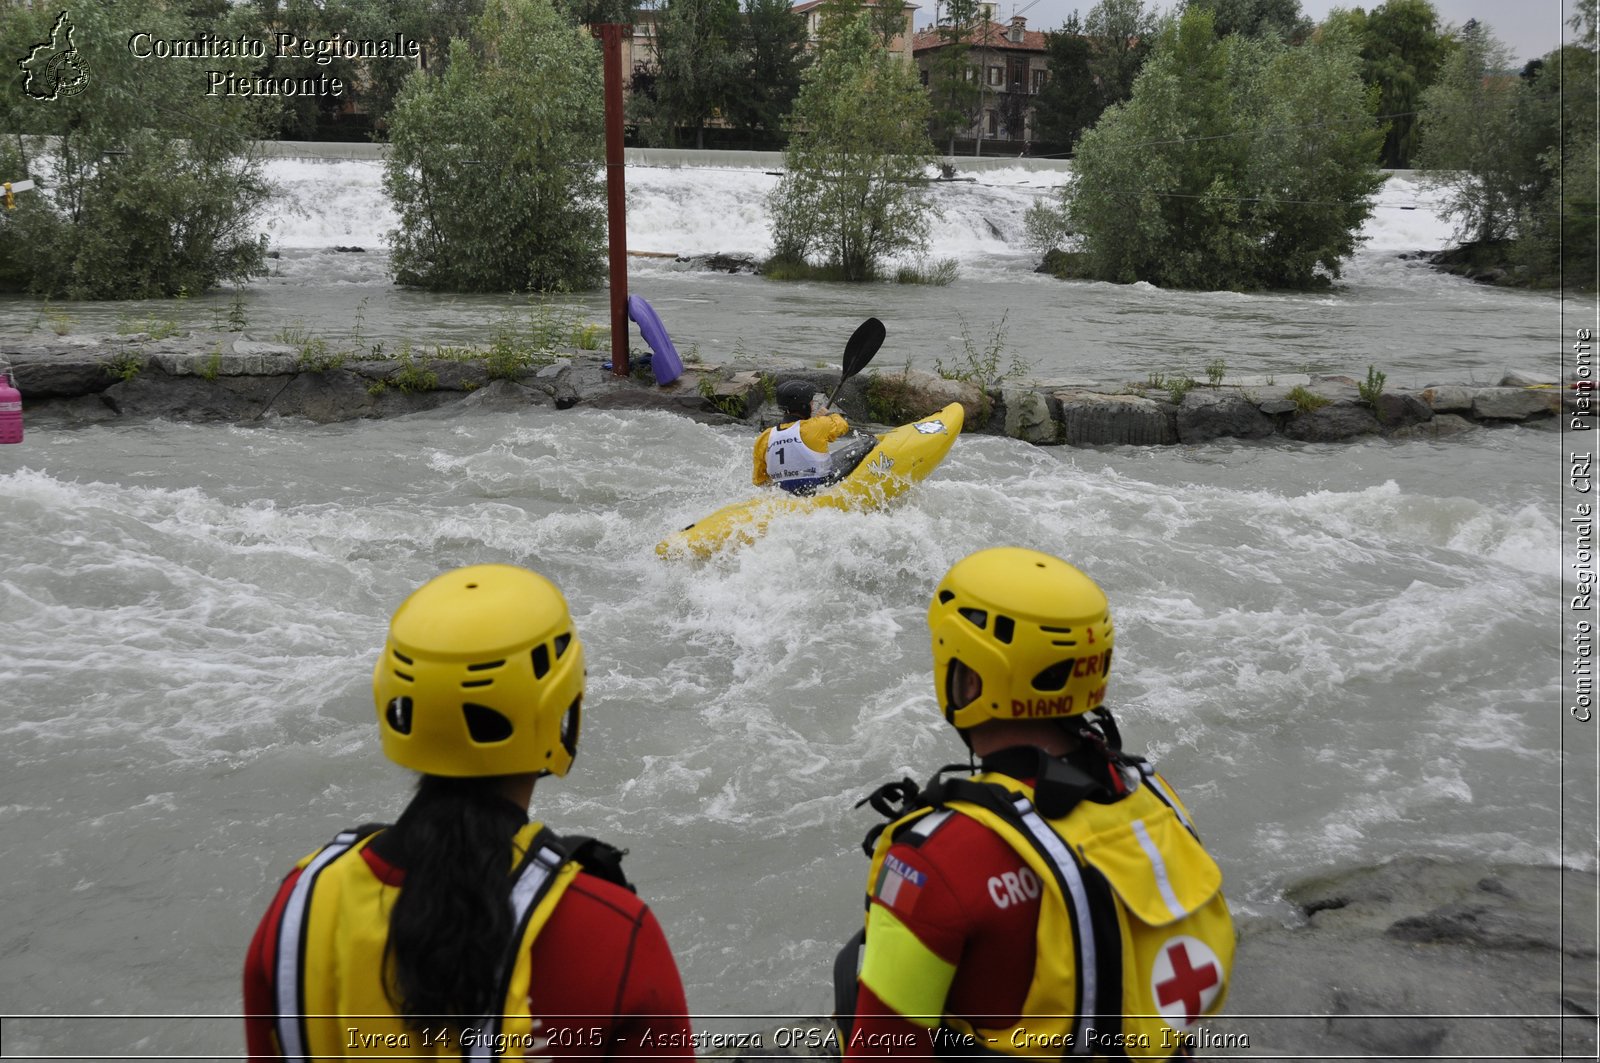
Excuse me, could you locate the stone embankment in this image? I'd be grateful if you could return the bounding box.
[708,858,1595,1062]
[0,330,1585,443]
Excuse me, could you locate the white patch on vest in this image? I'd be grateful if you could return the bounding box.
[1149,935,1224,1030]
[986,867,1042,909]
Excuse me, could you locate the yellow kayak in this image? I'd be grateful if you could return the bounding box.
[656,402,965,560]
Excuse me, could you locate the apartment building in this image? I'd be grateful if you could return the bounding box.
[911,6,1049,152]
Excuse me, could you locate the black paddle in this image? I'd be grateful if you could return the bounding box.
[824,317,885,410]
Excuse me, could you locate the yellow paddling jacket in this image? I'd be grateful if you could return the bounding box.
[860,760,1235,1059]
[270,822,580,1062]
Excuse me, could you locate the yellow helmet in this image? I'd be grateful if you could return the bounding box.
[373,564,585,778]
[928,547,1114,730]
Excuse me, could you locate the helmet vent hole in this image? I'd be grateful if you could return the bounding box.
[959,608,987,630]
[532,644,551,679]
[554,633,572,659]
[560,695,581,756]
[1041,624,1073,633]
[1032,660,1075,692]
[463,703,513,743]
[461,678,492,689]
[993,615,1015,644]
[938,590,955,605]
[392,650,414,665]
[392,669,414,682]
[385,696,413,735]
[466,659,505,672]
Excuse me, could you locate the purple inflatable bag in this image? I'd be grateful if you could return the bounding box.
[627,294,685,386]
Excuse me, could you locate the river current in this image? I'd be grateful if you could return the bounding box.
[0,150,1588,1055]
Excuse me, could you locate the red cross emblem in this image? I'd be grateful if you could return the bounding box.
[1151,936,1222,1028]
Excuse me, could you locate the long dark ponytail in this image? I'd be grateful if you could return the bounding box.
[383,775,528,1035]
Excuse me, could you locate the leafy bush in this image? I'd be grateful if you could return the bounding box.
[0,2,270,299]
[384,0,607,292]
[1029,7,1383,291]
[1288,385,1329,412]
[1359,364,1387,407]
[865,369,922,424]
[767,16,939,282]
[895,259,960,285]
[935,312,1030,420]
[1417,19,1598,290]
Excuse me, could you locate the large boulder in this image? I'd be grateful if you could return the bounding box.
[1373,392,1434,432]
[149,349,300,378]
[857,369,984,427]
[1002,385,1058,444]
[709,371,767,420]
[1419,385,1476,413]
[1472,387,1562,421]
[1388,413,1477,440]
[8,358,116,398]
[1222,858,1596,1060]
[1057,391,1177,446]
[1282,401,1382,442]
[268,369,384,423]
[1176,390,1275,444]
[100,370,291,422]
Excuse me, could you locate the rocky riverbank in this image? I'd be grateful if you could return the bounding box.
[710,857,1595,1061]
[0,330,1584,445]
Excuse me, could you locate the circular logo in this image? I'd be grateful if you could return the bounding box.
[1149,935,1224,1030]
[47,49,88,98]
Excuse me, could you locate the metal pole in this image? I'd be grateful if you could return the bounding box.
[599,23,630,378]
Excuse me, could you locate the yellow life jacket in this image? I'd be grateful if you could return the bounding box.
[861,762,1235,1060]
[271,821,581,1061]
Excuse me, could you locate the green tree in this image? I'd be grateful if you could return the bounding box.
[768,16,940,280]
[328,0,490,136]
[924,0,985,155]
[734,0,811,147]
[1085,0,1157,102]
[1351,0,1452,168]
[1417,13,1597,288]
[0,1,270,298]
[1028,6,1383,289]
[1188,0,1312,40]
[1515,46,1599,288]
[1033,15,1099,154]
[227,0,360,139]
[639,0,744,147]
[1414,21,1522,244]
[1032,0,1154,155]
[383,0,606,291]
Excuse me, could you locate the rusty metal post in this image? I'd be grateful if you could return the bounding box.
[598,23,631,377]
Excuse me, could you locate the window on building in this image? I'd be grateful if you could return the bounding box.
[987,110,998,135]
[987,65,1003,86]
[920,68,929,85]
[1032,69,1047,94]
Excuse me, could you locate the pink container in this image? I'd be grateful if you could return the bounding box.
[0,372,23,444]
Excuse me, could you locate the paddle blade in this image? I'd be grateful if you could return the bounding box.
[843,318,886,379]
[826,318,886,408]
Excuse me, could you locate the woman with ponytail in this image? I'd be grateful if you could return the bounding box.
[243,565,692,1060]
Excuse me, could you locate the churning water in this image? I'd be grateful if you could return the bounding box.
[0,151,1586,1056]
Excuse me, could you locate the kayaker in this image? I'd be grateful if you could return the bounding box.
[836,547,1235,1059]
[752,379,852,493]
[243,563,694,1061]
